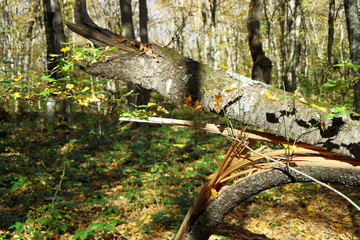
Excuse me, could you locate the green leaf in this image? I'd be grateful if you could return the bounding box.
[58,223,68,232]
[73,229,90,240]
[321,82,336,88]
[49,53,61,57]
[150,166,158,173]
[40,75,55,81]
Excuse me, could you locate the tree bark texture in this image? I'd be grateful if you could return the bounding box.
[137,0,151,106]
[139,0,149,43]
[184,166,360,240]
[42,0,66,122]
[344,0,360,113]
[327,0,337,66]
[67,0,360,159]
[42,0,66,73]
[120,0,135,40]
[247,0,272,84]
[285,0,301,92]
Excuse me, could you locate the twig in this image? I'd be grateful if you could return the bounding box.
[52,165,66,204]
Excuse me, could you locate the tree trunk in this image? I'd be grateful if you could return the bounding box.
[327,0,337,66]
[42,0,66,123]
[139,0,148,43]
[66,0,360,159]
[185,166,360,240]
[120,0,135,40]
[137,0,151,106]
[248,0,272,84]
[344,0,360,113]
[209,0,217,27]
[284,0,301,92]
[67,1,360,238]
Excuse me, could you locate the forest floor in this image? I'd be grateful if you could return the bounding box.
[0,112,359,240]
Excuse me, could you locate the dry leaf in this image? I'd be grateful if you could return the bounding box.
[184,96,192,106]
[211,188,218,198]
[264,90,280,101]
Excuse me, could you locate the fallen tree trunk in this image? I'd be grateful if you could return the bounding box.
[67,1,360,239]
[67,0,360,159]
[185,166,360,240]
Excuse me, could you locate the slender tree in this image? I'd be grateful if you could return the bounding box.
[139,0,149,43]
[344,0,360,113]
[327,0,337,66]
[42,0,66,123]
[120,0,135,40]
[247,0,272,84]
[137,0,151,105]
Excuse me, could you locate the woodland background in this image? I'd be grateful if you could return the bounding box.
[1,0,360,239]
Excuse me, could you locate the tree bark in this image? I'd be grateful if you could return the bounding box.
[42,0,66,123]
[139,0,149,43]
[120,0,135,40]
[247,0,272,84]
[137,0,151,106]
[185,166,360,240]
[344,0,360,113]
[67,0,360,158]
[285,0,301,92]
[327,0,337,66]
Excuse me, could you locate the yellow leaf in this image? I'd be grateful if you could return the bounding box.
[147,102,156,107]
[308,212,317,217]
[13,75,22,81]
[66,83,74,89]
[307,206,314,212]
[342,217,352,222]
[139,42,145,51]
[184,96,192,106]
[156,106,169,114]
[78,98,89,106]
[60,46,70,53]
[310,103,327,112]
[211,188,218,198]
[194,100,203,111]
[266,208,275,214]
[13,92,21,98]
[203,86,213,95]
[140,214,151,221]
[81,87,90,92]
[264,90,280,101]
[282,144,298,151]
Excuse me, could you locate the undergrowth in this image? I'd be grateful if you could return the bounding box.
[0,110,359,240]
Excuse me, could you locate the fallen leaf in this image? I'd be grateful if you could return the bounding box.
[211,188,218,198]
[264,91,280,101]
[13,75,22,82]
